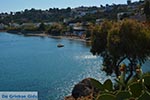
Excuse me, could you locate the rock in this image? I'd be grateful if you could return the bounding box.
[72,78,94,99]
[64,96,75,100]
[65,95,93,100]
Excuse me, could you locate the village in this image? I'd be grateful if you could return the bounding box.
[0,0,147,40]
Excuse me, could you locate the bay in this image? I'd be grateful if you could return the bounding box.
[0,32,106,100]
[0,32,150,100]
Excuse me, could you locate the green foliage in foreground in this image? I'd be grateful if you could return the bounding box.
[90,70,150,100]
[89,19,150,100]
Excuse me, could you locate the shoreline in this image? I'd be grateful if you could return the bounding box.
[49,35,87,42]
[0,30,7,32]
[29,33,87,42]
[0,31,91,43]
[23,33,90,42]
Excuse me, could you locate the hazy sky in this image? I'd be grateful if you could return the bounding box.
[0,0,138,13]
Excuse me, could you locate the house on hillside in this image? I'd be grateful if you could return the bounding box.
[72,26,86,39]
[9,23,20,28]
[130,13,146,21]
[21,23,41,27]
[72,6,98,18]
[127,0,144,12]
[96,19,105,24]
[117,12,132,21]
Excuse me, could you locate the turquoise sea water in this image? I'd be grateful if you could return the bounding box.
[0,32,150,100]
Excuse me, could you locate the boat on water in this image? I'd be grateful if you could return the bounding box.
[57,44,64,48]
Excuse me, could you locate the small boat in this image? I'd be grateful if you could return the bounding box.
[57,44,64,48]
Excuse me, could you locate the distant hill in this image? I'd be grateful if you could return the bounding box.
[0,1,144,24]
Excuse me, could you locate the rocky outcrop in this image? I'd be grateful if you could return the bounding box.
[65,78,98,100]
[72,78,94,99]
[64,95,93,100]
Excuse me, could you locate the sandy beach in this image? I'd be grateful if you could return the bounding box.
[24,33,89,42]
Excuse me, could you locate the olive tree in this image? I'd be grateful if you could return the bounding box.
[91,19,150,83]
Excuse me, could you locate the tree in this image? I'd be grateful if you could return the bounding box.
[47,23,63,36]
[38,22,46,31]
[144,0,150,22]
[91,20,112,56]
[91,19,150,84]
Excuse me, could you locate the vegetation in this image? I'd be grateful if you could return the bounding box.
[88,19,149,99]
[0,8,72,24]
[38,23,46,31]
[90,70,150,100]
[22,24,38,32]
[47,23,64,36]
[0,2,138,24]
[144,0,150,22]
[0,1,149,100]
[70,5,129,23]
[90,19,150,84]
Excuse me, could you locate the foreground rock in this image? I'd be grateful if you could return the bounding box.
[65,95,93,100]
[65,78,99,100]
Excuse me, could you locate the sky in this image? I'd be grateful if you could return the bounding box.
[0,0,138,13]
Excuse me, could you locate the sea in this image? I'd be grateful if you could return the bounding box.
[0,32,150,100]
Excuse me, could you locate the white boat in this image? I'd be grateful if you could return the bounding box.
[57,44,64,48]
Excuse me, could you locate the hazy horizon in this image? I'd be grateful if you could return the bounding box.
[0,0,139,13]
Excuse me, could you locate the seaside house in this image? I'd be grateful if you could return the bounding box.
[73,26,86,37]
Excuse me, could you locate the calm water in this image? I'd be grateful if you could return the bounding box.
[0,32,150,100]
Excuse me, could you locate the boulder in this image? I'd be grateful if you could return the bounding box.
[72,78,94,99]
